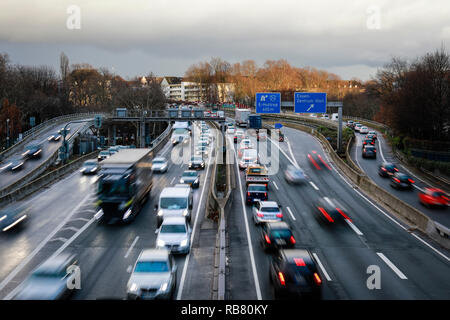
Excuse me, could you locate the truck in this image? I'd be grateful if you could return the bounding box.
[96,149,154,224]
[235,108,251,127]
[245,164,269,188]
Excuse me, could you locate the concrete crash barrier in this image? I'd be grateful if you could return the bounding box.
[264,116,449,249]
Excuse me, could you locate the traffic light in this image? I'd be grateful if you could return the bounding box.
[94,115,102,128]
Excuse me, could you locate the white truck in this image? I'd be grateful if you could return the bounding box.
[235,108,251,127]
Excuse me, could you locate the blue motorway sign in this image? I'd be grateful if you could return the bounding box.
[256,92,281,114]
[294,92,327,113]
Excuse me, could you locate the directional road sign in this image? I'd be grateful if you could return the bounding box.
[256,92,281,114]
[274,123,283,129]
[294,92,327,113]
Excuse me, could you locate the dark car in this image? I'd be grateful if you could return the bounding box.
[188,156,205,170]
[390,172,414,190]
[260,222,296,251]
[180,170,200,188]
[307,151,331,170]
[269,249,322,299]
[362,145,376,158]
[1,157,25,172]
[311,197,351,224]
[22,144,42,159]
[246,184,268,204]
[47,132,62,142]
[362,137,375,147]
[0,206,29,232]
[378,162,398,177]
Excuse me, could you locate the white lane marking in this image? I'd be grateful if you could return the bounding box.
[377,136,387,162]
[5,216,96,300]
[377,252,408,279]
[0,192,92,294]
[230,136,262,300]
[60,226,79,233]
[412,184,425,192]
[267,137,296,166]
[323,197,333,206]
[272,181,279,190]
[286,140,299,167]
[312,253,332,281]
[286,207,296,221]
[170,177,176,185]
[124,236,140,259]
[94,209,104,220]
[48,237,68,243]
[176,140,214,300]
[309,181,319,191]
[345,220,364,236]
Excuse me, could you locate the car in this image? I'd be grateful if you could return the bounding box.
[269,249,322,299]
[22,144,42,159]
[359,126,369,134]
[156,217,191,254]
[195,145,209,157]
[58,127,71,135]
[239,149,258,170]
[227,127,236,135]
[80,159,99,174]
[362,145,376,158]
[108,146,119,155]
[180,170,200,188]
[126,249,177,300]
[97,150,111,161]
[0,206,29,232]
[368,131,377,140]
[390,172,414,190]
[197,139,209,147]
[246,184,268,204]
[311,197,351,224]
[47,132,62,142]
[252,201,283,225]
[240,139,254,149]
[354,123,362,132]
[307,151,330,170]
[234,130,245,143]
[13,253,78,300]
[362,137,375,147]
[284,165,307,184]
[152,157,168,173]
[418,188,449,208]
[346,120,355,128]
[260,222,296,252]
[378,162,399,177]
[1,157,25,172]
[189,156,205,170]
[257,131,267,141]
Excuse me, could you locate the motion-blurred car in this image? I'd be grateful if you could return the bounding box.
[252,201,283,225]
[368,131,377,140]
[58,127,71,135]
[390,172,414,190]
[1,157,25,172]
[378,162,398,177]
[126,249,177,300]
[418,188,449,208]
[188,156,205,170]
[152,157,168,173]
[311,197,351,224]
[108,146,119,155]
[180,170,200,188]
[0,206,29,232]
[359,126,369,134]
[156,216,191,254]
[13,253,78,300]
[362,145,376,158]
[47,132,62,142]
[260,222,296,251]
[97,150,110,162]
[307,151,330,170]
[80,159,99,175]
[284,165,307,184]
[195,145,209,157]
[22,144,42,159]
[227,126,236,135]
[246,184,268,204]
[269,249,322,299]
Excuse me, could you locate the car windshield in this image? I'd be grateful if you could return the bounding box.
[161,224,186,233]
[183,172,197,177]
[261,206,279,212]
[365,147,375,151]
[191,157,202,162]
[98,178,130,196]
[134,261,169,273]
[84,161,96,166]
[249,185,267,192]
[153,160,165,164]
[160,197,187,209]
[100,151,109,156]
[270,229,292,238]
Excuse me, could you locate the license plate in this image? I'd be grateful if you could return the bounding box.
[275,239,286,245]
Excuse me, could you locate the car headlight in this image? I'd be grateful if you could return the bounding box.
[157,210,163,216]
[129,283,139,292]
[180,239,188,247]
[189,162,192,166]
[157,239,165,247]
[80,168,86,173]
[160,282,168,292]
[182,209,188,216]
[194,178,199,184]
[180,179,185,183]
[90,168,97,173]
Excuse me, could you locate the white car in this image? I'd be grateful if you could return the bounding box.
[359,126,369,134]
[156,216,191,254]
[152,157,168,173]
[240,139,254,149]
[252,201,283,225]
[354,124,362,132]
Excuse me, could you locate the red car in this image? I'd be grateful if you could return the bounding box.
[419,188,449,208]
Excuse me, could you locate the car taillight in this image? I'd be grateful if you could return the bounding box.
[265,235,271,244]
[408,179,415,183]
[442,196,449,201]
[278,272,286,286]
[394,168,399,172]
[264,192,267,197]
[313,273,322,285]
[381,167,387,171]
[336,207,351,221]
[276,213,283,218]
[394,178,400,183]
[290,236,296,244]
[318,207,334,223]
[257,213,264,217]
[247,192,250,196]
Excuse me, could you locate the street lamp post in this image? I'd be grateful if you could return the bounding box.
[6,118,10,149]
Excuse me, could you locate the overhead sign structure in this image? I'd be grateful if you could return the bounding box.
[327,101,343,107]
[256,93,281,114]
[294,92,327,113]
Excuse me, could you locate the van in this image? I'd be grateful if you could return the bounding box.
[155,187,193,226]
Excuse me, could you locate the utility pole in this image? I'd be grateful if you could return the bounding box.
[6,118,10,149]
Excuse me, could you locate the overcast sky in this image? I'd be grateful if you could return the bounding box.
[1,0,449,80]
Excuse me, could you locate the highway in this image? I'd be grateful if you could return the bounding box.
[350,127,450,228]
[226,124,450,300]
[0,122,217,300]
[0,120,91,193]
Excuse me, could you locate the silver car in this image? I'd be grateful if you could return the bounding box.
[152,157,168,173]
[252,201,283,225]
[284,165,307,184]
[126,249,177,300]
[156,216,191,254]
[13,253,78,300]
